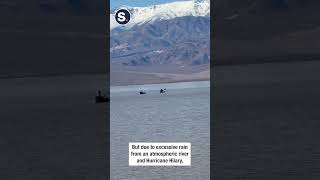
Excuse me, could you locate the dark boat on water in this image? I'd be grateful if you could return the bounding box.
[95,90,109,103]
[139,90,146,95]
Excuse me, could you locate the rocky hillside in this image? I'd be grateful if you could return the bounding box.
[110,0,210,68]
[0,0,105,16]
[111,16,210,67]
[214,0,320,39]
[0,0,107,78]
[213,0,320,65]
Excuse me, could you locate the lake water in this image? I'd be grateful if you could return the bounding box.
[110,81,210,180]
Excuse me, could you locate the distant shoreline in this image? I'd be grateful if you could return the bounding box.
[214,53,320,66]
[110,69,210,86]
[0,72,108,80]
[110,79,210,87]
[3,54,320,82]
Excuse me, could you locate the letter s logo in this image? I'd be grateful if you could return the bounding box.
[115,9,131,25]
[117,12,126,22]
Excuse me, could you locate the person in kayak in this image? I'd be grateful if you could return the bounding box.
[160,88,166,94]
[96,90,109,103]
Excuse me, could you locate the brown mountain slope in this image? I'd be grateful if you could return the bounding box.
[214,0,320,39]
[0,0,106,16]
[0,1,108,78]
[213,0,320,64]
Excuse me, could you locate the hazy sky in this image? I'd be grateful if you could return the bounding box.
[110,0,183,8]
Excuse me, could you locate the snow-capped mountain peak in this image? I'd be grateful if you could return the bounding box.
[110,0,210,30]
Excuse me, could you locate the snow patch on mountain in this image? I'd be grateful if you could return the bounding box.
[110,0,210,30]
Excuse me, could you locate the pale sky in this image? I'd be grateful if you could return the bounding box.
[110,0,185,8]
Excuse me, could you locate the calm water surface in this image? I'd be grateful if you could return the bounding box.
[111,81,210,180]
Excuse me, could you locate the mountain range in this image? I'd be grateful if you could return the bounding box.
[0,0,105,15]
[214,0,320,39]
[213,0,320,65]
[2,0,319,79]
[110,0,209,30]
[110,0,210,70]
[0,0,107,78]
